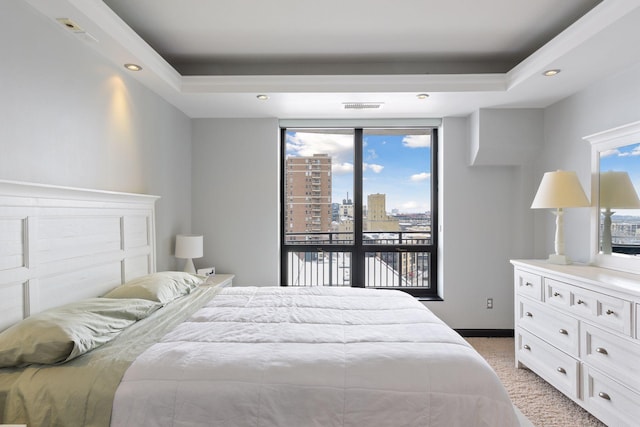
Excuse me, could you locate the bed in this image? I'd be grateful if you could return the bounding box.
[0,181,520,426]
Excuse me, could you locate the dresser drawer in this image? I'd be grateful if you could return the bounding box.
[568,285,600,320]
[546,278,632,336]
[545,278,573,308]
[517,329,580,400]
[518,297,579,356]
[581,322,640,390]
[545,278,595,320]
[584,365,640,427]
[587,291,632,336]
[515,269,542,301]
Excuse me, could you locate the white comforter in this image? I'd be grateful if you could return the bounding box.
[112,286,519,426]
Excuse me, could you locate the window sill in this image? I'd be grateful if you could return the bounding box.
[416,295,443,302]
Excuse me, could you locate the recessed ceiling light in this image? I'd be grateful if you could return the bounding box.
[256,94,269,100]
[124,63,142,72]
[543,69,561,77]
[56,18,83,32]
[416,93,429,99]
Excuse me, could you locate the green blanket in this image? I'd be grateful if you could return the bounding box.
[0,286,219,427]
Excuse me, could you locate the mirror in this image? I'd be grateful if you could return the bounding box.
[585,120,640,273]
[599,152,640,254]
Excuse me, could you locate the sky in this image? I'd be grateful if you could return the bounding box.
[285,130,432,213]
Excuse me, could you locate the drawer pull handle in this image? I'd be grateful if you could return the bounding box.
[525,312,533,317]
[523,344,531,350]
[598,392,611,401]
[577,299,584,305]
[559,329,568,335]
[525,282,533,287]
[556,367,566,374]
[553,292,560,297]
[606,309,615,315]
[595,347,608,355]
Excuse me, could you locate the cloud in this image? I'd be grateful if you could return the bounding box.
[402,134,431,148]
[600,149,619,158]
[332,163,354,175]
[410,172,431,182]
[286,132,353,164]
[364,163,384,173]
[602,146,640,157]
[399,200,430,212]
[367,149,378,160]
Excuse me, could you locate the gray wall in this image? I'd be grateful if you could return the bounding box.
[191,118,280,284]
[424,117,528,328]
[0,1,192,270]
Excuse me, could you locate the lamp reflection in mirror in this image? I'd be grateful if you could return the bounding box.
[531,170,590,264]
[175,234,203,273]
[599,171,640,254]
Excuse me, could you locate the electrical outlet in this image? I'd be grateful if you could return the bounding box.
[486,298,493,309]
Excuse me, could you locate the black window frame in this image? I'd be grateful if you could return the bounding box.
[280,126,439,300]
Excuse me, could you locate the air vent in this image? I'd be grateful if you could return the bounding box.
[342,102,384,110]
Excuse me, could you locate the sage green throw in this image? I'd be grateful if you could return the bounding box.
[0,286,220,427]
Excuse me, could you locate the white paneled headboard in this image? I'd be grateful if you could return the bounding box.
[0,180,159,331]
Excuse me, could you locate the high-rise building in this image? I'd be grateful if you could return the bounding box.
[285,154,332,241]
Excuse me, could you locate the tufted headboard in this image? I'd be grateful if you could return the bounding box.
[0,180,159,332]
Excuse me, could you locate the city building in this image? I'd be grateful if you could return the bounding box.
[365,193,400,232]
[285,154,332,241]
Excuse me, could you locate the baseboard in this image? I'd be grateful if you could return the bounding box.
[455,329,514,337]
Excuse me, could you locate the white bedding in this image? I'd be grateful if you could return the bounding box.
[111,286,519,426]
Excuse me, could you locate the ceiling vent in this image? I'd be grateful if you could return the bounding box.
[342,102,384,110]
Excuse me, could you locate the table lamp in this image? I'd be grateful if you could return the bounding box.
[175,234,203,273]
[531,170,590,264]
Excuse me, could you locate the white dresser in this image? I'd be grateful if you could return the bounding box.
[511,260,640,427]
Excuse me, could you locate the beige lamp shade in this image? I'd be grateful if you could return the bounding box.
[531,170,590,209]
[599,171,640,209]
[530,170,590,265]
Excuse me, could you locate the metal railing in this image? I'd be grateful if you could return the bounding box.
[285,250,430,288]
[285,230,431,245]
[364,251,429,288]
[286,251,351,287]
[284,231,432,288]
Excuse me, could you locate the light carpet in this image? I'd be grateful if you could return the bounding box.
[467,337,605,427]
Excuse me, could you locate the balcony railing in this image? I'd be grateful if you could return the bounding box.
[285,250,430,288]
[284,230,431,245]
[284,231,432,288]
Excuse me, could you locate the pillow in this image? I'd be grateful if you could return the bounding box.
[103,271,204,304]
[0,297,160,368]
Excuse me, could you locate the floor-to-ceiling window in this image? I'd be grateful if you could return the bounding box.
[280,126,438,298]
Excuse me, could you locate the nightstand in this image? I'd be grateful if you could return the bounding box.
[203,274,234,288]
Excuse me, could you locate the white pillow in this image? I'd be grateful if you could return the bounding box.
[103,271,204,304]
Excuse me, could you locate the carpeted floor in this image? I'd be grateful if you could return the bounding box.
[466,337,605,427]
